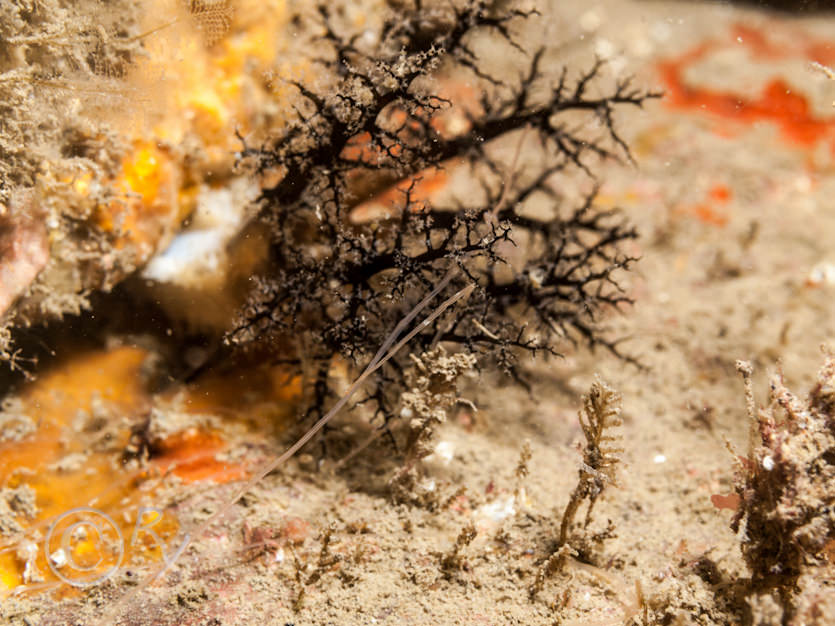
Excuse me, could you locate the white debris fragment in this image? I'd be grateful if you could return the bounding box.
[420,478,436,493]
[143,178,259,287]
[425,440,455,466]
[807,262,835,287]
[811,60,835,81]
[17,540,43,583]
[762,455,775,471]
[653,454,667,464]
[476,494,516,528]
[50,548,68,568]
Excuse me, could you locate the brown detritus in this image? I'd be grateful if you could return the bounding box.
[514,439,532,500]
[287,522,347,611]
[0,498,23,538]
[239,521,282,564]
[570,560,644,624]
[530,544,576,599]
[686,402,716,432]
[283,516,311,546]
[239,516,309,565]
[305,523,342,586]
[729,354,835,623]
[492,525,513,553]
[0,485,37,540]
[442,485,468,510]
[438,522,477,581]
[0,396,35,443]
[172,581,209,611]
[634,578,649,625]
[290,546,306,612]
[531,550,641,618]
[639,567,738,625]
[2,486,37,521]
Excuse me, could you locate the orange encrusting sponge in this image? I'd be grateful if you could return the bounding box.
[0,346,264,594]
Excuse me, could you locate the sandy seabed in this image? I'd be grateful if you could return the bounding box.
[3,1,835,624]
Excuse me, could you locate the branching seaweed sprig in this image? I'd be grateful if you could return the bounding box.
[531,376,623,598]
[559,376,623,547]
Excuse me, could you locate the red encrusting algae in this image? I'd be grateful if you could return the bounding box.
[657,23,835,150]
